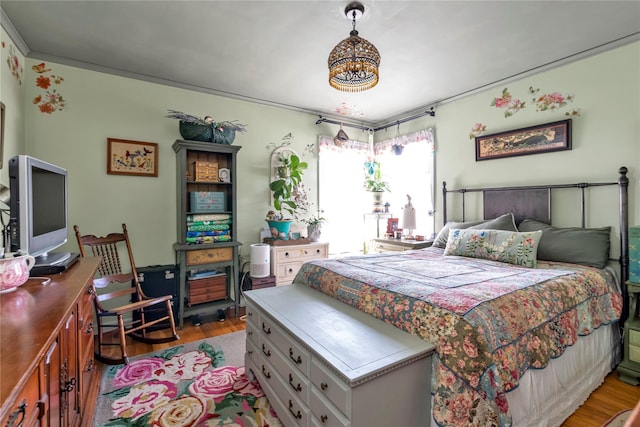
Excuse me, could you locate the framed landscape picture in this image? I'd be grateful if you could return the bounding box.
[107,138,158,177]
[475,119,572,161]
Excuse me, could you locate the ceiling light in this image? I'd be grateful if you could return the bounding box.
[328,1,381,92]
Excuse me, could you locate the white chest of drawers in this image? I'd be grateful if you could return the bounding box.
[245,285,435,427]
[271,242,329,286]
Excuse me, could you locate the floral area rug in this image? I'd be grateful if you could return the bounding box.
[94,331,282,426]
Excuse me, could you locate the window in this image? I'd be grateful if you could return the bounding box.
[318,129,435,255]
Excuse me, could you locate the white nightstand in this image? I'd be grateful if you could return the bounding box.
[270,242,329,286]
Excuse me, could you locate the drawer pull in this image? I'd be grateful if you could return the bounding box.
[7,399,26,427]
[261,344,271,357]
[261,365,271,379]
[285,252,290,258]
[86,321,94,334]
[288,373,302,392]
[247,311,253,317]
[288,400,302,419]
[87,357,94,372]
[287,268,293,273]
[247,350,253,356]
[62,377,76,393]
[261,322,271,335]
[321,415,328,423]
[247,331,253,336]
[87,287,95,295]
[289,348,302,364]
[321,382,328,391]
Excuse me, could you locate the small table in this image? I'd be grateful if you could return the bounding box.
[373,238,433,253]
[617,281,640,385]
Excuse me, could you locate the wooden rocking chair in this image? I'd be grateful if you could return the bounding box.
[74,223,179,364]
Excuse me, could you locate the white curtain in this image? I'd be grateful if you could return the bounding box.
[318,128,436,255]
[318,135,371,255]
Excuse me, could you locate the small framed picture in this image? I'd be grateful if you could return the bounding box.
[218,168,230,182]
[107,138,158,177]
[386,218,399,235]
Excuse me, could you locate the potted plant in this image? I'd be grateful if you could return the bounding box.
[364,161,390,212]
[267,152,308,238]
[302,212,327,242]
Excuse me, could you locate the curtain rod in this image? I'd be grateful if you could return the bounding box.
[315,107,435,133]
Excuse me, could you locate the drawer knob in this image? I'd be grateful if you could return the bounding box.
[287,268,293,273]
[321,382,328,391]
[261,365,271,379]
[288,400,302,420]
[247,350,253,356]
[288,373,302,392]
[285,252,290,257]
[261,344,271,357]
[261,322,271,335]
[87,357,94,372]
[247,311,253,317]
[321,415,328,423]
[86,321,94,334]
[289,348,302,365]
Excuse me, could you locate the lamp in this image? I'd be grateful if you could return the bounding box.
[402,194,416,239]
[328,1,381,92]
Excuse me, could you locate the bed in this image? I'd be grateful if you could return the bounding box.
[293,167,630,427]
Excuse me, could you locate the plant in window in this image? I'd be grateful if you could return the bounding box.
[364,160,390,192]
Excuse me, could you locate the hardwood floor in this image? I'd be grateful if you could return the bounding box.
[103,314,640,427]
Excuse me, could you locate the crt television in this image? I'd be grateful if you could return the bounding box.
[9,155,71,265]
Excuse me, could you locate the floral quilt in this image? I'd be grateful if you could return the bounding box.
[294,247,622,427]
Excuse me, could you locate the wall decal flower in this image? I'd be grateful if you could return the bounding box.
[469,122,487,139]
[529,87,580,116]
[490,88,525,118]
[4,43,23,85]
[32,62,66,114]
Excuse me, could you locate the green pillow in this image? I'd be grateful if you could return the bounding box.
[432,213,517,249]
[517,219,611,268]
[444,228,542,268]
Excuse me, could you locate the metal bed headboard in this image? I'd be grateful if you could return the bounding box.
[442,166,630,320]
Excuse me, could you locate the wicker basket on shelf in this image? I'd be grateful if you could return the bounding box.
[179,121,236,144]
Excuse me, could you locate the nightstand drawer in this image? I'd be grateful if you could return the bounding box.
[630,344,640,363]
[630,329,640,346]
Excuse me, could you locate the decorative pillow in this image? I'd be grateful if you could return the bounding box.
[444,228,542,268]
[517,219,611,268]
[432,213,518,249]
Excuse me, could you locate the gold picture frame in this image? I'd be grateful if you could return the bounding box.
[475,119,572,161]
[107,138,158,177]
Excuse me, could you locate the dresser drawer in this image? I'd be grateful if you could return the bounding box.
[0,364,41,427]
[185,247,233,265]
[310,387,350,427]
[259,313,311,375]
[310,358,351,417]
[272,244,328,263]
[630,329,640,346]
[273,261,304,284]
[258,358,310,427]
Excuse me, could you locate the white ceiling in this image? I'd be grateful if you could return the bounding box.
[2,1,639,128]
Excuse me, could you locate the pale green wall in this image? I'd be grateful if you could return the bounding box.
[0,28,25,183]
[1,23,638,266]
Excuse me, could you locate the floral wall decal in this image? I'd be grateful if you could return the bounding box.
[335,100,364,118]
[490,88,525,118]
[529,86,579,115]
[468,122,487,139]
[32,62,66,114]
[3,41,24,85]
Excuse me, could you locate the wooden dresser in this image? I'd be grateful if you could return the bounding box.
[270,242,329,286]
[244,285,435,427]
[0,257,101,427]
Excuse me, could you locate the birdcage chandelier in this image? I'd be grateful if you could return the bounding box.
[328,2,381,93]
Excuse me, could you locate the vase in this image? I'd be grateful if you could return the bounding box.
[371,191,385,213]
[307,224,321,242]
[267,220,292,240]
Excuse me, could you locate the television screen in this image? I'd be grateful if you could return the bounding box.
[9,155,70,263]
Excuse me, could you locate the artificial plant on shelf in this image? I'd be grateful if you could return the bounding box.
[166,109,247,143]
